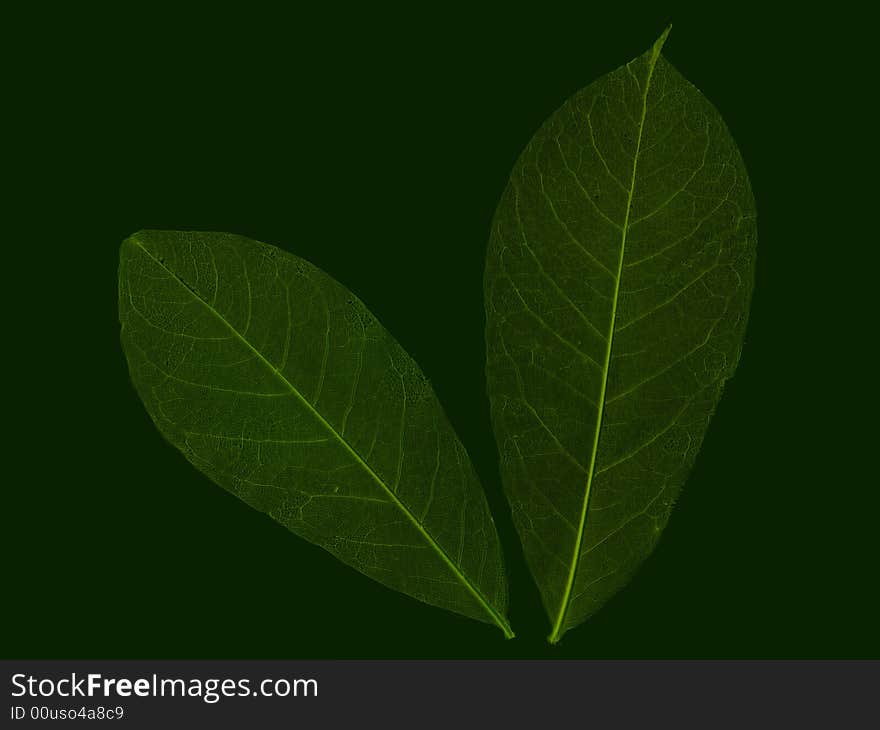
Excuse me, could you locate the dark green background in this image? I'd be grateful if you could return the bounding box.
[7,6,875,658]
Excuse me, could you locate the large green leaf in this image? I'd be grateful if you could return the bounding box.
[485,27,756,642]
[119,230,512,636]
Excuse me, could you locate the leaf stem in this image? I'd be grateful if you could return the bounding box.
[547,24,671,645]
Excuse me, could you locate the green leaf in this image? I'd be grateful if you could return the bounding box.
[119,230,512,636]
[484,26,756,642]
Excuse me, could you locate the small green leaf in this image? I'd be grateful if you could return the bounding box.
[119,230,512,636]
[485,26,756,642]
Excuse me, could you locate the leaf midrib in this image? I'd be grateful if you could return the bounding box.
[128,235,513,638]
[547,26,670,643]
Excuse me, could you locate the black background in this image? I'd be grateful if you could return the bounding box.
[6,6,876,658]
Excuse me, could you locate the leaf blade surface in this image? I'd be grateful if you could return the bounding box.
[120,230,511,635]
[484,27,756,642]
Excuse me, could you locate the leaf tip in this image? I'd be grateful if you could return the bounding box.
[652,23,672,60]
[121,229,148,254]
